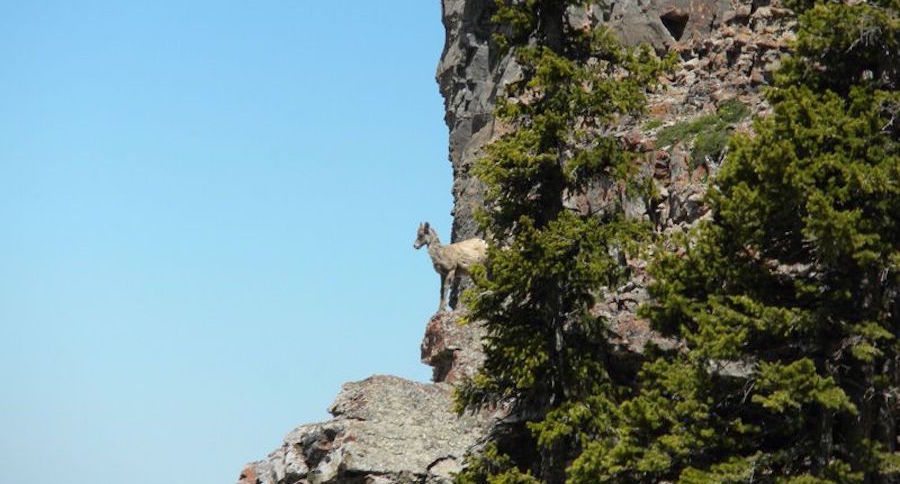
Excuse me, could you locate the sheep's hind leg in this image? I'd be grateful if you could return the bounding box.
[443,269,456,312]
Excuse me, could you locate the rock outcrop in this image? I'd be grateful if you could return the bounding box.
[238,376,492,484]
[421,310,486,384]
[237,0,795,482]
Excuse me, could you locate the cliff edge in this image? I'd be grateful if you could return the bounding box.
[236,0,794,481]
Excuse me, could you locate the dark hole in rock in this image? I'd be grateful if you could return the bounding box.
[726,46,741,66]
[429,350,455,383]
[660,9,689,41]
[471,111,491,135]
[751,0,771,14]
[302,428,340,467]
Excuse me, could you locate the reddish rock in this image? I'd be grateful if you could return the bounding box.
[421,310,485,383]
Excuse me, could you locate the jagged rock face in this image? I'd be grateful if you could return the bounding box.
[436,0,502,243]
[437,0,736,244]
[237,376,493,484]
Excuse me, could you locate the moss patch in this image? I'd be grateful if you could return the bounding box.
[655,99,750,166]
[643,118,664,130]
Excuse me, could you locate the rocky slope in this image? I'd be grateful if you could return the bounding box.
[236,0,794,482]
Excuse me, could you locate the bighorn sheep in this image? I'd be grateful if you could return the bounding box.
[413,222,487,312]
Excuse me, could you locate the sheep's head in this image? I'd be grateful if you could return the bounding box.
[413,222,431,249]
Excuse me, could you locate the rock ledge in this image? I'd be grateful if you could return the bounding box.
[238,375,492,484]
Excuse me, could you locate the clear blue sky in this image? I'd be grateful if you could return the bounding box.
[0,2,452,483]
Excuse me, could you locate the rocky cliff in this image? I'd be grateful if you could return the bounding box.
[236,0,794,482]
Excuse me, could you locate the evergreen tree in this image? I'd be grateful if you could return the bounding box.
[570,0,899,481]
[455,1,671,482]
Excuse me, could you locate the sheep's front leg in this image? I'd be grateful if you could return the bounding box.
[438,271,449,312]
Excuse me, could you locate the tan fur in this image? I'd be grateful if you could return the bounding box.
[414,222,487,312]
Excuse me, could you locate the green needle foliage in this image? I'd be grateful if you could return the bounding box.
[456,0,897,481]
[455,1,672,483]
[569,0,899,482]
